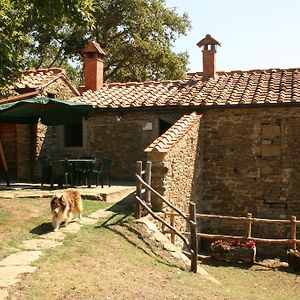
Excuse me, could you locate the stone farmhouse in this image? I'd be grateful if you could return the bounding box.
[2,34,300,243]
[0,68,80,180]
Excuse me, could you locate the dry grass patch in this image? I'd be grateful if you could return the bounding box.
[7,210,219,300]
[2,196,300,299]
[0,198,50,259]
[0,197,109,259]
[7,203,300,300]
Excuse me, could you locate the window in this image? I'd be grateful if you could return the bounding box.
[64,122,83,147]
[58,121,86,149]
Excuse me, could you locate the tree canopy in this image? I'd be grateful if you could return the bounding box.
[0,0,29,95]
[1,0,191,93]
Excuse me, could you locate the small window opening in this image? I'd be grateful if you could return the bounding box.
[159,119,172,135]
[85,52,96,59]
[64,122,83,147]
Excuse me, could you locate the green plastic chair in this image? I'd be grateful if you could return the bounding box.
[50,159,72,188]
[39,157,51,186]
[71,157,96,187]
[92,157,112,188]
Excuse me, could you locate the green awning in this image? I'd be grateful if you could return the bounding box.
[0,97,94,125]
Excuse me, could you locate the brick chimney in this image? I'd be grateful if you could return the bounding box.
[82,41,106,91]
[197,34,221,80]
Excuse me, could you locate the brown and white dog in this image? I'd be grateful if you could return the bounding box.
[50,188,83,231]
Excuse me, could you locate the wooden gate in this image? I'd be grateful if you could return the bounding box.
[134,161,198,273]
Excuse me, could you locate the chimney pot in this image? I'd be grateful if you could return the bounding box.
[82,41,106,91]
[197,34,221,80]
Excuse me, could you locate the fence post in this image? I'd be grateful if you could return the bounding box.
[291,216,297,250]
[134,161,143,219]
[189,202,198,273]
[145,161,152,206]
[246,213,252,240]
[170,212,175,244]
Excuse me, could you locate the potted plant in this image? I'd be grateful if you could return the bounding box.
[287,249,300,271]
[210,239,256,263]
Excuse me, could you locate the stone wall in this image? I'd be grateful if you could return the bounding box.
[41,77,78,99]
[35,124,58,181]
[147,119,201,243]
[87,112,159,181]
[198,107,300,252]
[51,111,160,181]
[145,107,300,254]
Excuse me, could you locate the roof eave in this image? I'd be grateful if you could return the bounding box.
[92,101,300,114]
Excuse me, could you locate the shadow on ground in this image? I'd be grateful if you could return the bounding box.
[95,193,189,271]
[107,193,135,215]
[30,222,53,235]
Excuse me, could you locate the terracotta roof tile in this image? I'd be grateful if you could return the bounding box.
[13,68,65,90]
[11,68,80,96]
[145,112,201,153]
[76,68,300,109]
[82,41,106,55]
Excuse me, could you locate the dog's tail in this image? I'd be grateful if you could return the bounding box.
[78,197,83,220]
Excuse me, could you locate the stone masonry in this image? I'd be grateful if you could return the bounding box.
[147,115,201,244]
[50,111,160,181]
[197,107,300,252]
[35,111,164,182]
[145,107,300,254]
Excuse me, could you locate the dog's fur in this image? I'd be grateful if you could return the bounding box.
[50,188,83,231]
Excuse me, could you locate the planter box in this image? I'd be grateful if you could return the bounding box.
[287,250,300,271]
[211,246,256,263]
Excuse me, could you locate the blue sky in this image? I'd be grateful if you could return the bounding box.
[165,0,300,72]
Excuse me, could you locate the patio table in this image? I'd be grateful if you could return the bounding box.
[67,158,96,187]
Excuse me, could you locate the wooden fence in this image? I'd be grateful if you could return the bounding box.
[134,161,198,273]
[164,212,300,252]
[134,160,300,269]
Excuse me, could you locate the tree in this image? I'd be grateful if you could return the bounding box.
[0,0,94,93]
[23,0,94,69]
[1,0,191,92]
[0,0,29,95]
[90,0,191,82]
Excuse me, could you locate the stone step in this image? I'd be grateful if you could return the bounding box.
[96,187,135,203]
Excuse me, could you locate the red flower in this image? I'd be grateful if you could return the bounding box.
[211,239,256,250]
[245,240,256,248]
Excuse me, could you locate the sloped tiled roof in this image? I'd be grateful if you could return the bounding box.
[79,79,182,108]
[13,68,64,90]
[13,68,80,95]
[145,112,201,153]
[82,41,106,55]
[77,68,300,109]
